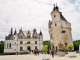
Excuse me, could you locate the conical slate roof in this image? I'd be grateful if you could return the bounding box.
[14,29,17,35]
[39,31,42,35]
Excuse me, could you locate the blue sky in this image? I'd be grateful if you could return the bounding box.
[0,0,80,41]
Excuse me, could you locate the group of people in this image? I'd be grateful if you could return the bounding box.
[29,49,54,58]
[29,49,40,56]
[34,49,40,56]
[46,50,54,58]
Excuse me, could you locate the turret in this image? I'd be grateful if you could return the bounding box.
[11,28,13,35]
[14,28,17,35]
[39,29,43,40]
[53,4,59,11]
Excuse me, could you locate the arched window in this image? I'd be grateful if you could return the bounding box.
[10,43,11,48]
[7,43,8,48]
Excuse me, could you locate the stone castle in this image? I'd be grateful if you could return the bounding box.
[4,28,43,53]
[48,4,73,50]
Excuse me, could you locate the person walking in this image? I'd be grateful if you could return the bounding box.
[35,49,37,56]
[37,50,39,56]
[51,50,54,58]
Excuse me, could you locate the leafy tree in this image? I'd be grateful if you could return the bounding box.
[43,41,51,50]
[0,41,4,53]
[73,40,80,50]
[42,45,48,52]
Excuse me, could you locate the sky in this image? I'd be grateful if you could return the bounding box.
[0,0,80,41]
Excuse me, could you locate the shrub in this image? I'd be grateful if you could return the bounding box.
[42,45,48,52]
[67,44,74,50]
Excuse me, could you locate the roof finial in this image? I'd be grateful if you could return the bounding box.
[21,26,22,30]
[39,29,42,35]
[53,3,55,7]
[14,27,17,34]
[56,3,58,7]
[56,3,57,6]
[53,3,55,10]
[11,27,13,34]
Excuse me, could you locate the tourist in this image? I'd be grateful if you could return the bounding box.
[51,50,54,58]
[35,50,37,55]
[37,50,39,56]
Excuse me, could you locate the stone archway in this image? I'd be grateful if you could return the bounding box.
[27,46,31,50]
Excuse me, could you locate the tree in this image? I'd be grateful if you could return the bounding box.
[0,41,4,53]
[67,44,74,51]
[42,45,48,52]
[43,41,51,50]
[73,40,80,50]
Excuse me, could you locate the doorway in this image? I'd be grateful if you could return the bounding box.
[27,46,31,50]
[56,46,57,51]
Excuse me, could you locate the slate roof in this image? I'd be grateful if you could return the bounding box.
[5,29,42,40]
[5,34,13,40]
[39,31,42,35]
[60,14,68,22]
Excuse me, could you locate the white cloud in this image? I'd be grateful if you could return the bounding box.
[0,0,80,41]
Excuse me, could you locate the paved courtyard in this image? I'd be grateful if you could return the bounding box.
[0,53,80,60]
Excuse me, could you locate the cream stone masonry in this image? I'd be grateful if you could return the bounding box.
[48,4,73,50]
[4,28,43,53]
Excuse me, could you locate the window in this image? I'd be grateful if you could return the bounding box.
[65,43,67,46]
[20,41,23,44]
[62,31,66,33]
[20,47,23,51]
[55,23,57,26]
[27,41,30,44]
[35,41,37,44]
[35,46,37,50]
[29,36,30,38]
[27,36,30,38]
[54,15,56,17]
[10,43,11,48]
[7,43,8,48]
